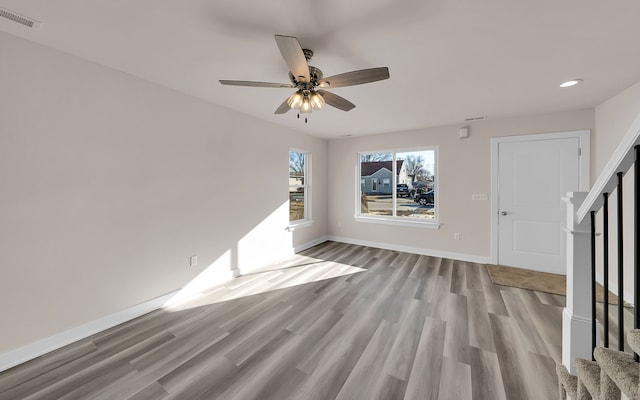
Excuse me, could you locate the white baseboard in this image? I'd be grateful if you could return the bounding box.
[326,235,490,264]
[234,236,330,276]
[0,290,178,373]
[294,235,331,253]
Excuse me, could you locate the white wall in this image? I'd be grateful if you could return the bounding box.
[0,32,327,357]
[327,110,594,260]
[594,81,640,178]
[593,80,640,303]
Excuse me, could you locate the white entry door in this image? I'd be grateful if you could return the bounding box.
[497,136,581,274]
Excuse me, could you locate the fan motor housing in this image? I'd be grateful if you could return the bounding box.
[289,65,323,87]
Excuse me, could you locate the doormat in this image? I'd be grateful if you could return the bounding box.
[486,264,631,307]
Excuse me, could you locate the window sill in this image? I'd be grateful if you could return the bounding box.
[355,216,440,229]
[287,220,314,231]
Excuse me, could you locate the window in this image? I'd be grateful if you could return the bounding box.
[358,148,437,226]
[289,149,310,225]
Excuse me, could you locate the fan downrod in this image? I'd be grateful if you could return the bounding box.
[302,49,313,62]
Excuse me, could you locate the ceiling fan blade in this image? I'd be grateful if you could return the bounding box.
[317,90,356,112]
[317,67,390,88]
[274,34,310,83]
[219,80,294,88]
[274,98,291,114]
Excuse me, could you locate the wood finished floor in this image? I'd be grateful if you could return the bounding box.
[0,241,566,400]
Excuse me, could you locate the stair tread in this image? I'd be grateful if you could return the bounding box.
[556,363,578,399]
[594,346,639,398]
[628,329,640,355]
[574,358,601,398]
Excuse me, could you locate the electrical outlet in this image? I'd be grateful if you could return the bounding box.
[454,233,460,240]
[190,255,197,266]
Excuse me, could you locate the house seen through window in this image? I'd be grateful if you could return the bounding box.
[359,149,436,222]
[289,150,310,223]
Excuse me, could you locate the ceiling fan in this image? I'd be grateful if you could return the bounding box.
[219,35,390,122]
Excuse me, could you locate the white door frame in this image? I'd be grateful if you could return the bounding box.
[490,130,591,265]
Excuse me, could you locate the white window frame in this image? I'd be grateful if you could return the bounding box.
[288,149,312,230]
[356,147,439,229]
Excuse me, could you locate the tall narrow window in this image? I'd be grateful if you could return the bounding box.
[358,148,437,225]
[289,150,310,224]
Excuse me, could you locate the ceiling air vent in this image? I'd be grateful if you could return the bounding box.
[464,115,487,122]
[0,7,41,30]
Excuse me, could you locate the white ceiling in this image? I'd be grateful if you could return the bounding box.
[2,0,640,138]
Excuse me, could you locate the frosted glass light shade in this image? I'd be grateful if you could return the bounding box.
[310,92,325,109]
[300,97,312,114]
[287,92,303,109]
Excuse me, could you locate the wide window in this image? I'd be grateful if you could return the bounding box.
[358,148,437,225]
[289,149,310,224]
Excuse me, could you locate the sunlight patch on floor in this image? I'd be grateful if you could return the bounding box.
[163,255,365,312]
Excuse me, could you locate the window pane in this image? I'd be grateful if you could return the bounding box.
[289,187,305,221]
[359,152,393,216]
[289,150,309,223]
[289,150,305,184]
[396,150,436,219]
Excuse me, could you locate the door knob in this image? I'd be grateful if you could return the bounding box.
[501,211,508,216]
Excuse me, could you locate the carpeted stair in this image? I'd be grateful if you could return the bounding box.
[574,358,601,399]
[628,331,640,355]
[594,347,638,398]
[557,329,640,399]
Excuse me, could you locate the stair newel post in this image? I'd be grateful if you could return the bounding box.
[635,146,639,362]
[617,172,624,352]
[604,192,610,348]
[562,192,594,374]
[591,210,597,359]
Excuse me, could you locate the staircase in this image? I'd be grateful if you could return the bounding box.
[557,329,640,399]
[559,112,640,398]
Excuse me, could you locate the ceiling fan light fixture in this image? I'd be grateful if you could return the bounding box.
[310,92,325,110]
[287,91,303,109]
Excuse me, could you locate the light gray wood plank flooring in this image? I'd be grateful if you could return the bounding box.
[0,241,565,399]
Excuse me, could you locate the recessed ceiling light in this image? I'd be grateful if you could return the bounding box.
[560,79,583,88]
